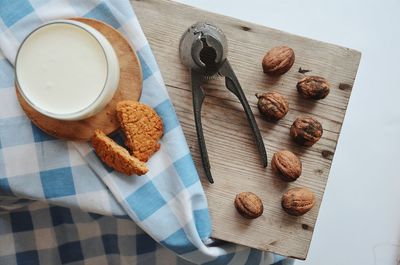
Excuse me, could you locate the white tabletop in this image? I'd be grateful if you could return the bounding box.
[176,0,400,264]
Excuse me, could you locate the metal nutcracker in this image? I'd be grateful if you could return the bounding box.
[179,22,267,183]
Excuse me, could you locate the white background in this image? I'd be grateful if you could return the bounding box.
[175,0,400,264]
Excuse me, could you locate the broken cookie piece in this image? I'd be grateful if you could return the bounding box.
[116,101,163,162]
[92,129,148,176]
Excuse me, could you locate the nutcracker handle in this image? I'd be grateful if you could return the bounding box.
[219,60,268,167]
[191,70,214,183]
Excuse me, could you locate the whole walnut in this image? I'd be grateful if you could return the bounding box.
[256,92,289,121]
[297,76,330,100]
[281,187,315,216]
[262,46,295,76]
[290,116,323,146]
[272,150,302,182]
[234,192,263,219]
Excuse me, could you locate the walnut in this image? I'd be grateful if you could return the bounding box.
[290,116,323,146]
[256,92,289,121]
[262,46,295,76]
[234,192,263,219]
[272,150,302,182]
[297,76,330,100]
[281,187,316,216]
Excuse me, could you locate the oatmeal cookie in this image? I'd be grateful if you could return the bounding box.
[92,129,148,176]
[116,101,163,162]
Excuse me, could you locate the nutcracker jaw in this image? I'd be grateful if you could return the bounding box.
[179,22,227,75]
[179,22,268,184]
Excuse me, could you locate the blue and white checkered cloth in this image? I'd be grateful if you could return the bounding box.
[0,0,292,264]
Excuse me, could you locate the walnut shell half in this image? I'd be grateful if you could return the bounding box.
[281,187,315,216]
[297,76,330,100]
[262,46,295,76]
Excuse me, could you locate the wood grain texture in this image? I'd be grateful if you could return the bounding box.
[132,0,361,259]
[17,18,142,141]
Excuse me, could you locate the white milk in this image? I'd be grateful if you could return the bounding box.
[16,23,109,116]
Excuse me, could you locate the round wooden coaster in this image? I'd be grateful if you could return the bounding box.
[16,18,142,141]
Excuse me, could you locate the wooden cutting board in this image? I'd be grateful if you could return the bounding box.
[132,0,361,259]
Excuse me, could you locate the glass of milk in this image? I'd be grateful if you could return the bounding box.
[15,20,120,120]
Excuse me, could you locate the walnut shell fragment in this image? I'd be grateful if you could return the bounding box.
[234,192,264,219]
[272,150,302,182]
[262,46,295,76]
[281,187,316,216]
[297,76,330,100]
[256,92,289,121]
[290,116,323,146]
